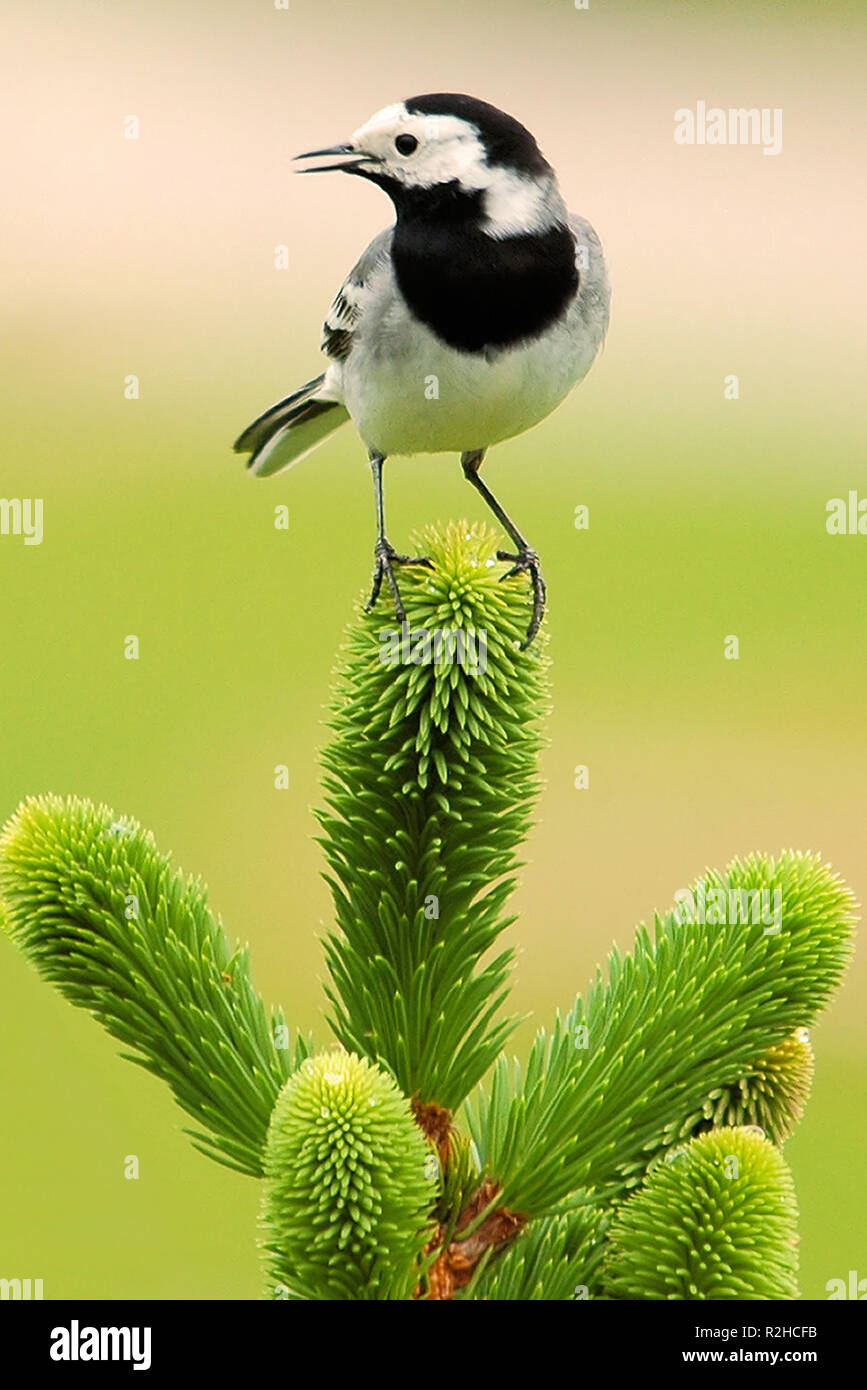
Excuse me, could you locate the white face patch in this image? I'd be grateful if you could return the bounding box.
[349,103,566,237]
[352,105,488,189]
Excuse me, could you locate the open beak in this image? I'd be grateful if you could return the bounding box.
[294,143,379,176]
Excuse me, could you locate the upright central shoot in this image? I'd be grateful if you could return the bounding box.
[316,521,547,1116]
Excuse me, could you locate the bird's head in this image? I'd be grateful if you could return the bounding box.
[295,93,567,237]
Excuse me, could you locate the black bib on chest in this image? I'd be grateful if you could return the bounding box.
[390,183,579,354]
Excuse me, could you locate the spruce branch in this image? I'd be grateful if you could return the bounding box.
[603,1128,800,1299]
[0,526,858,1302]
[316,521,547,1111]
[466,851,855,1216]
[0,795,306,1177]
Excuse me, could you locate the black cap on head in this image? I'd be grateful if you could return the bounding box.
[403,93,552,175]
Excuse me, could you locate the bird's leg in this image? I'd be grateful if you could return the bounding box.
[365,453,432,621]
[460,449,547,647]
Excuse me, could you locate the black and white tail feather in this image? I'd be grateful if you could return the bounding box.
[235,225,388,477]
[235,377,349,478]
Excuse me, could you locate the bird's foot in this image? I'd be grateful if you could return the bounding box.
[366,539,433,622]
[497,546,547,647]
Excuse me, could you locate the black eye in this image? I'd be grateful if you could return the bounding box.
[395,133,418,156]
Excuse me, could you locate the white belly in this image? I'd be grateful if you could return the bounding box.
[334,269,603,458]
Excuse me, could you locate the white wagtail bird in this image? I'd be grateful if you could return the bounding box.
[235,93,610,645]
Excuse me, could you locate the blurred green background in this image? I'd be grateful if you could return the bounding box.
[1,0,864,1298]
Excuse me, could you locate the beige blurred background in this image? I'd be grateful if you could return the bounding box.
[0,0,865,1298]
